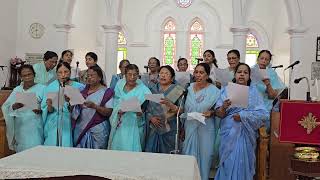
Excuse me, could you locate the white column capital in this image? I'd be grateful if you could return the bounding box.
[54,24,75,33]
[230,25,250,35]
[287,26,308,37]
[102,25,121,33]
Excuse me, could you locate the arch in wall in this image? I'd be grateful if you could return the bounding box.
[284,0,303,28]
[61,0,122,25]
[235,0,303,28]
[247,21,270,50]
[57,0,77,25]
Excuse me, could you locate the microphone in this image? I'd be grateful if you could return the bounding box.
[144,65,149,73]
[284,61,300,70]
[271,65,283,69]
[60,78,70,87]
[76,61,79,67]
[196,58,203,64]
[294,77,311,101]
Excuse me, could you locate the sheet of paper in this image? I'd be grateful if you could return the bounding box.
[47,92,61,108]
[226,82,249,108]
[175,72,191,87]
[64,85,85,106]
[187,112,206,125]
[214,68,231,86]
[15,92,38,110]
[145,94,164,104]
[259,69,269,80]
[119,97,141,112]
[251,68,269,82]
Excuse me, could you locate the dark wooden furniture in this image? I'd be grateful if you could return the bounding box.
[269,112,295,180]
[290,158,320,180]
[0,90,15,158]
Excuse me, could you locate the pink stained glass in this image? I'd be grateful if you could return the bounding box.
[118,31,127,45]
[191,21,203,31]
[164,20,176,31]
[246,33,259,48]
[177,0,192,8]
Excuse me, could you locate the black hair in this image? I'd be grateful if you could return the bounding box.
[258,50,272,60]
[227,49,240,58]
[177,57,188,65]
[88,65,105,85]
[56,61,71,72]
[119,59,130,68]
[148,57,160,67]
[61,50,73,58]
[203,49,218,68]
[232,62,251,86]
[86,52,98,62]
[195,63,213,83]
[43,51,58,61]
[18,64,36,76]
[125,64,139,74]
[159,65,175,79]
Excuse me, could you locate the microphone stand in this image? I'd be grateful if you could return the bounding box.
[57,81,65,146]
[170,94,185,154]
[306,78,311,102]
[75,61,79,82]
[286,67,295,100]
[312,79,319,100]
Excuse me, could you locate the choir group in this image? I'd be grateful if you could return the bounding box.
[2,49,285,180]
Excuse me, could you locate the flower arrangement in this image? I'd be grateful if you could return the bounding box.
[10,57,23,66]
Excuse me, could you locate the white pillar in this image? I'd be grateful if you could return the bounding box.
[230,26,249,62]
[53,24,75,52]
[287,27,307,99]
[102,25,121,84]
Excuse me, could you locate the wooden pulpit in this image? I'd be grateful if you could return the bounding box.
[269,112,295,180]
[0,90,15,158]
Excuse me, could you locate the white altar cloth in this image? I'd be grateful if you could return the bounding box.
[0,146,200,180]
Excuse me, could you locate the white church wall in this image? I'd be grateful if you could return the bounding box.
[69,0,107,71]
[15,0,62,59]
[122,0,234,70]
[270,0,290,84]
[0,0,18,88]
[294,0,320,100]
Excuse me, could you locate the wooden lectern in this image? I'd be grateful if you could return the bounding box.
[0,90,14,158]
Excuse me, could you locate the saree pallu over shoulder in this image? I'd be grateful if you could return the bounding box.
[182,83,220,180]
[145,83,184,153]
[108,79,151,151]
[214,85,269,180]
[73,86,114,146]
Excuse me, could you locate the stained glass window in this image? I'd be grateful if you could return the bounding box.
[245,33,259,67]
[189,20,204,69]
[177,0,192,8]
[117,31,127,73]
[163,20,176,66]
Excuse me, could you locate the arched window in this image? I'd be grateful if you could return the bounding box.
[162,20,176,67]
[245,33,259,67]
[117,31,127,73]
[189,20,204,70]
[176,0,192,8]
